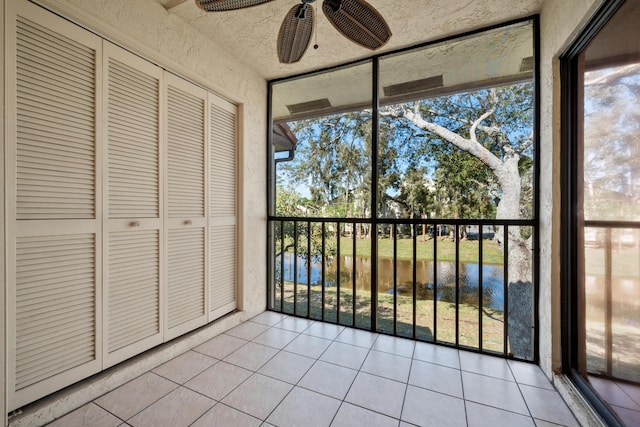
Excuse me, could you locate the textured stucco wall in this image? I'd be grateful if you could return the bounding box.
[35,0,268,317]
[538,0,606,425]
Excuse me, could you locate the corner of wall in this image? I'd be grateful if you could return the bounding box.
[536,0,606,380]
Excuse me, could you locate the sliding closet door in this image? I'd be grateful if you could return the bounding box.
[164,74,208,339]
[209,95,238,320]
[6,0,102,410]
[103,42,163,366]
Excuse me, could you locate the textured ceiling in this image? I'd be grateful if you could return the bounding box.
[155,0,543,80]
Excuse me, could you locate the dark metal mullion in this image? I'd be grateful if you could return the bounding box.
[455,224,460,346]
[503,225,510,356]
[307,220,311,318]
[371,57,380,332]
[279,221,285,313]
[293,221,298,316]
[393,223,398,335]
[352,222,357,326]
[433,223,438,342]
[336,222,341,325]
[478,224,484,351]
[321,222,326,322]
[412,224,417,339]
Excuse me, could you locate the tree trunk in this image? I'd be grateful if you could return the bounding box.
[401,106,533,359]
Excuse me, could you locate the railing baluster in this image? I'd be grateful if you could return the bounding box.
[294,221,298,316]
[479,223,484,351]
[280,220,285,313]
[393,223,398,336]
[352,221,357,327]
[412,223,417,339]
[321,222,326,322]
[455,224,460,346]
[307,220,311,318]
[336,222,341,325]
[433,223,438,342]
[503,225,509,356]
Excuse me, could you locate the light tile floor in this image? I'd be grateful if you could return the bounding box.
[47,312,580,427]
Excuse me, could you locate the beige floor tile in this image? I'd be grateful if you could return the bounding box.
[252,328,299,349]
[413,341,460,369]
[284,333,332,359]
[466,401,535,427]
[508,360,555,390]
[402,385,466,427]
[372,334,416,357]
[224,342,279,371]
[127,387,213,427]
[257,350,315,384]
[520,384,579,427]
[335,328,378,348]
[152,350,217,384]
[185,361,253,401]
[47,403,122,427]
[267,387,341,427]
[191,403,262,427]
[320,342,369,370]
[303,322,344,340]
[345,372,406,419]
[298,361,358,400]
[251,311,288,326]
[222,374,292,419]
[226,322,271,341]
[274,316,314,332]
[459,351,514,381]
[331,402,399,427]
[193,333,247,359]
[462,371,528,415]
[361,350,412,382]
[94,372,177,420]
[409,359,463,398]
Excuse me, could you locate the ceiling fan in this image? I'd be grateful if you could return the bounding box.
[195,0,392,64]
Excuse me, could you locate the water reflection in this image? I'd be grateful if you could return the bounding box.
[280,253,504,310]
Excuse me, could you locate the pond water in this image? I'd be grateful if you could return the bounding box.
[279,253,505,310]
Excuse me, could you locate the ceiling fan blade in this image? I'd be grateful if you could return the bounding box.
[322,0,391,50]
[277,4,315,64]
[195,0,274,12]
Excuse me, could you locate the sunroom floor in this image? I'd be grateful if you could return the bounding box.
[47,312,579,427]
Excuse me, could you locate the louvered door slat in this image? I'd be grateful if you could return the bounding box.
[103,42,162,366]
[167,85,205,218]
[107,56,159,219]
[15,234,96,391]
[16,16,96,220]
[208,97,237,319]
[167,228,205,328]
[107,230,160,353]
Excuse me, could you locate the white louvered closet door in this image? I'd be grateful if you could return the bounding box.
[6,0,102,410]
[164,74,208,340]
[103,43,163,367]
[209,95,238,320]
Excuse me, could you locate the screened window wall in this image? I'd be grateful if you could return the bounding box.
[269,19,538,361]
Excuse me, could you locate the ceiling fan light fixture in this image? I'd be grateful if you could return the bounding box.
[195,0,274,12]
[322,0,391,50]
[278,4,315,64]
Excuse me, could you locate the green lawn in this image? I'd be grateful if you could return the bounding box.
[273,282,506,354]
[337,236,504,265]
